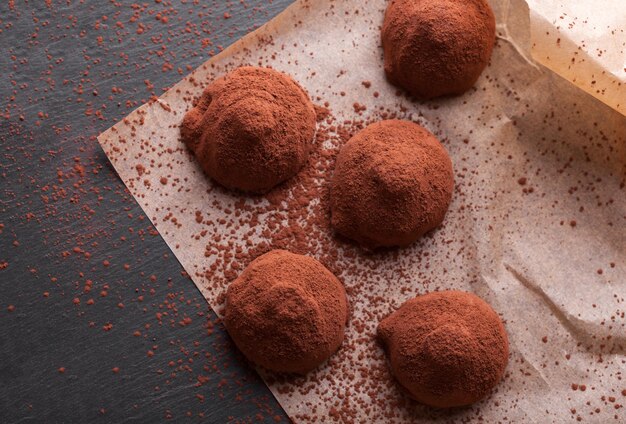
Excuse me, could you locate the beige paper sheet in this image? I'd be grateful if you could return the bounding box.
[98,0,626,422]
[527,0,626,116]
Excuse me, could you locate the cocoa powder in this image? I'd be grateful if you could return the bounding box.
[224,250,349,374]
[382,0,496,99]
[330,120,454,249]
[180,66,316,193]
[378,291,509,408]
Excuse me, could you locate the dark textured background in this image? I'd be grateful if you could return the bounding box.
[0,1,293,422]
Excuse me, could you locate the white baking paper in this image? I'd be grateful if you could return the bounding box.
[99,0,626,422]
[527,0,626,116]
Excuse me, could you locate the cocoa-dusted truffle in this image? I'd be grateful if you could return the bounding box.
[180,66,316,193]
[382,0,496,99]
[378,291,509,408]
[330,120,454,249]
[224,250,349,374]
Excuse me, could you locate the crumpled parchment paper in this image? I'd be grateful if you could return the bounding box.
[98,0,626,422]
[526,0,625,116]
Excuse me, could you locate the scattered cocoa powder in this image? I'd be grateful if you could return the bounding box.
[1,2,301,420]
[382,0,496,99]
[4,0,620,421]
[378,291,509,408]
[180,66,316,193]
[330,120,454,249]
[224,250,349,374]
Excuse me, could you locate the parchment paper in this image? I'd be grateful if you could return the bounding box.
[526,0,626,116]
[98,0,626,422]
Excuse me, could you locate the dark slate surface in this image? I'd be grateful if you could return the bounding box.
[0,1,293,422]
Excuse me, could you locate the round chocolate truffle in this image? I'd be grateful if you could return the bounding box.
[378,291,509,408]
[382,0,496,99]
[180,66,316,193]
[330,120,454,249]
[224,250,349,374]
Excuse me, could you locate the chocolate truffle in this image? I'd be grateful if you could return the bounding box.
[382,0,496,99]
[378,291,509,408]
[330,120,454,249]
[180,66,316,193]
[224,250,349,374]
